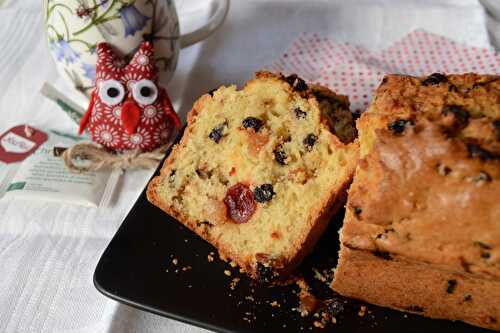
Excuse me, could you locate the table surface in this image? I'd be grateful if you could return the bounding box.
[0,1,498,332]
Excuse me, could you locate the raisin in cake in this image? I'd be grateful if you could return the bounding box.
[332,73,500,330]
[147,71,359,281]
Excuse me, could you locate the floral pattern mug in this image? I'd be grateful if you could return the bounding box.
[43,0,229,96]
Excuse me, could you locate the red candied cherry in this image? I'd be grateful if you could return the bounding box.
[224,183,256,223]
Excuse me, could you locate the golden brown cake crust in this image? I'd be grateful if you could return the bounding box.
[148,71,359,280]
[333,73,500,330]
[333,246,500,331]
[370,73,499,119]
[345,119,500,278]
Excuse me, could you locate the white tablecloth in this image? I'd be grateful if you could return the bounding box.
[0,1,498,332]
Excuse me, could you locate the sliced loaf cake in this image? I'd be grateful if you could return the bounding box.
[148,71,359,280]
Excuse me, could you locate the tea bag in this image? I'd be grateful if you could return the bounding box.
[0,127,120,207]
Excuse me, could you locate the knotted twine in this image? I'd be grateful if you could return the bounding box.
[60,142,170,173]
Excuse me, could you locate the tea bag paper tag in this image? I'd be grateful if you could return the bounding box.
[0,125,48,163]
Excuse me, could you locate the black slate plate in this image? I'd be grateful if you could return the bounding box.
[94,137,493,333]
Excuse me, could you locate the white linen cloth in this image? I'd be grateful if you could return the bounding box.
[0,1,497,332]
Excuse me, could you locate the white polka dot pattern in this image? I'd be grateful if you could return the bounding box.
[272,30,499,113]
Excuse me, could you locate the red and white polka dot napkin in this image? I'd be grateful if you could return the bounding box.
[272,30,499,113]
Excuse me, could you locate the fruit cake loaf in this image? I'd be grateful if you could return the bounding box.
[147,71,359,281]
[332,73,500,330]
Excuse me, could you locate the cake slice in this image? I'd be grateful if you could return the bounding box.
[147,71,359,281]
[332,73,500,330]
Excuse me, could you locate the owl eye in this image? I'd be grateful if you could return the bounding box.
[132,79,158,105]
[99,80,125,106]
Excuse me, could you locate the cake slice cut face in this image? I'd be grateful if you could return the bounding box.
[147,71,359,280]
[332,73,500,330]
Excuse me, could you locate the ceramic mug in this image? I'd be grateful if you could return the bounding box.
[43,0,229,95]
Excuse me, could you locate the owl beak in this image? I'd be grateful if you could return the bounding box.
[121,97,141,135]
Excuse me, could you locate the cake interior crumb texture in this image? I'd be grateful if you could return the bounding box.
[332,73,500,331]
[148,71,359,279]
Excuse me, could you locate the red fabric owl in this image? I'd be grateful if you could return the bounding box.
[79,41,181,152]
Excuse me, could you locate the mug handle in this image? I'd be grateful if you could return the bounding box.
[179,0,230,49]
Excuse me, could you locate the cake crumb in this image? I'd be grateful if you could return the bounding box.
[313,321,325,328]
[270,301,280,308]
[229,261,237,268]
[172,258,178,266]
[295,278,320,317]
[312,268,327,283]
[358,305,367,317]
[207,254,214,262]
[182,266,192,272]
[230,277,240,290]
[224,270,232,276]
[245,296,255,301]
